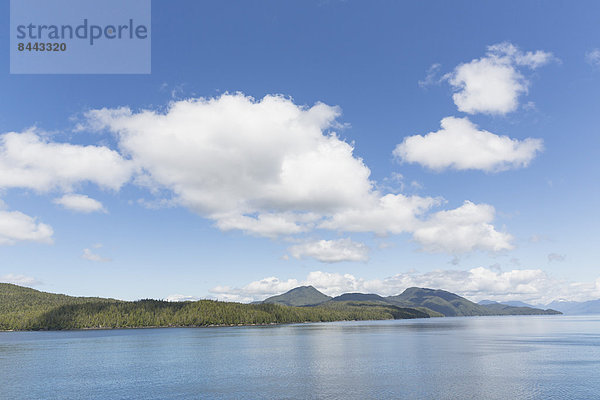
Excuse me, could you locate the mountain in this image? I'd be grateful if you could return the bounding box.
[330,293,389,303]
[262,285,331,306]
[478,300,536,308]
[386,287,489,316]
[545,299,600,315]
[479,303,560,315]
[502,300,536,308]
[386,287,560,317]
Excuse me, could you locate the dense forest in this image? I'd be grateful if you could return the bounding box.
[0,283,428,331]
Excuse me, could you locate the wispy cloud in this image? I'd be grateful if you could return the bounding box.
[418,63,443,87]
[82,247,111,262]
[586,48,600,67]
[548,253,566,263]
[0,273,41,286]
[54,194,106,213]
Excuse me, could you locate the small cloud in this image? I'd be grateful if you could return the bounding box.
[548,253,566,263]
[522,101,537,111]
[54,194,106,214]
[0,210,53,245]
[82,248,111,262]
[394,116,543,172]
[444,42,555,115]
[288,238,370,263]
[165,294,200,302]
[410,181,423,190]
[586,49,600,67]
[0,273,41,286]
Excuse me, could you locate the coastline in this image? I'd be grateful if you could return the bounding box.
[0,312,567,333]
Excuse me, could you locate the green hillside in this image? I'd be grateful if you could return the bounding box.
[0,283,119,330]
[262,285,331,306]
[320,300,430,319]
[479,302,561,315]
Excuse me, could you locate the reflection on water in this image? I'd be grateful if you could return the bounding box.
[1,315,599,399]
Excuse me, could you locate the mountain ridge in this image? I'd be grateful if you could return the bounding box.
[262,286,561,317]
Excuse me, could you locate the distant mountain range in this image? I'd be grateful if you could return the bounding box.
[478,299,600,315]
[262,286,561,317]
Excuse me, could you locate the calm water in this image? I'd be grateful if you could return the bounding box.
[1,315,599,399]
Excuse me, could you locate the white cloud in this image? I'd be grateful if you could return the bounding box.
[288,238,369,263]
[0,273,41,286]
[165,294,200,302]
[0,129,134,192]
[211,268,600,305]
[394,116,543,172]
[586,49,600,67]
[79,93,512,254]
[214,212,317,238]
[319,193,440,235]
[82,248,111,262]
[445,42,554,115]
[0,210,53,245]
[84,95,372,216]
[413,201,513,253]
[54,194,106,213]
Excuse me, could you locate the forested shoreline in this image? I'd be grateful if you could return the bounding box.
[0,283,428,331]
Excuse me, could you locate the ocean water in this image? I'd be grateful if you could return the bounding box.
[1,315,599,399]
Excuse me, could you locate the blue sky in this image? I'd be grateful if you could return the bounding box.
[1,1,599,304]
